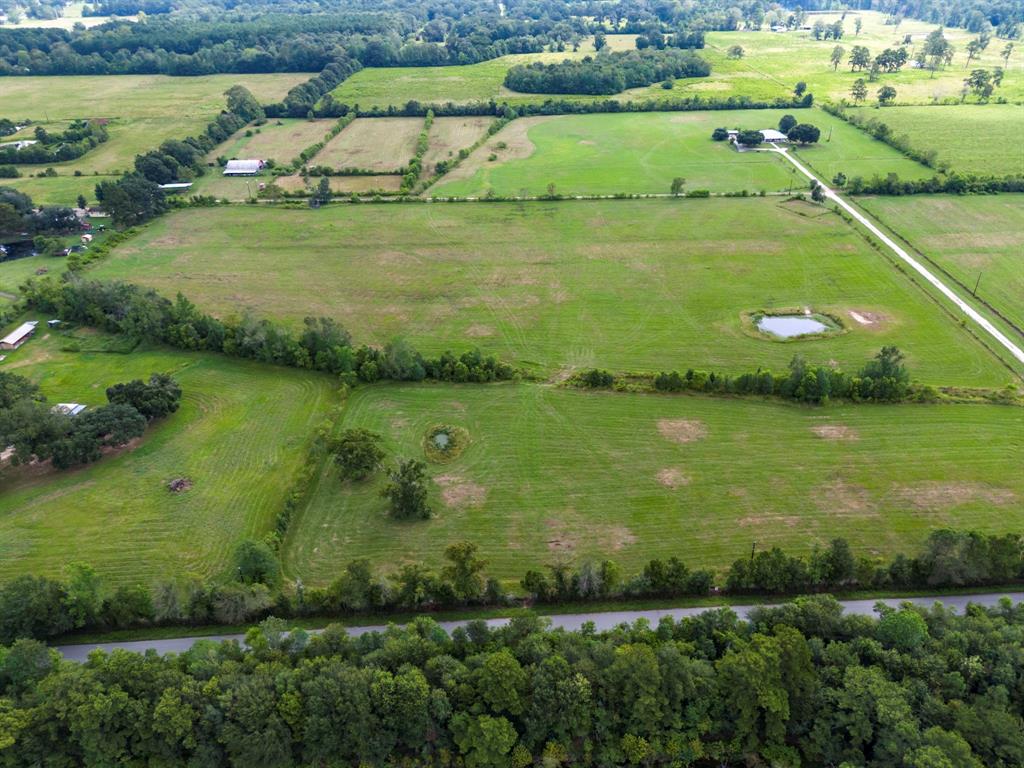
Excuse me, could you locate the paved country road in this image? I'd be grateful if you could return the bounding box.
[770,145,1024,367]
[55,592,1024,662]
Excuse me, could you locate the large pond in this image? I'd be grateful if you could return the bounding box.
[757,314,830,338]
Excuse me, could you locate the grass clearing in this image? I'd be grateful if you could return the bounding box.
[429,109,932,197]
[89,198,1012,386]
[422,116,496,174]
[0,329,336,585]
[207,118,336,165]
[859,194,1024,334]
[285,382,1024,584]
[844,105,1024,177]
[314,117,421,172]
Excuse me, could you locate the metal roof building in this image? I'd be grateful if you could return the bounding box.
[0,320,38,350]
[53,403,88,417]
[223,159,264,176]
[759,129,789,143]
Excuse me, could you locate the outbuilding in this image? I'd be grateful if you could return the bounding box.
[0,320,38,350]
[223,159,264,176]
[52,403,87,417]
[759,129,789,144]
[158,182,194,192]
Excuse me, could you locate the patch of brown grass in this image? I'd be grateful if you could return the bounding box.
[811,424,860,441]
[657,468,690,489]
[893,482,1017,511]
[435,473,486,508]
[465,323,495,338]
[658,419,708,444]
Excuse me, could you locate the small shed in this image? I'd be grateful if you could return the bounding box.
[53,403,87,417]
[0,321,38,350]
[759,129,789,143]
[47,319,61,328]
[223,159,264,176]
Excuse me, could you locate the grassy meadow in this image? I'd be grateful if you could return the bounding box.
[89,199,1012,385]
[315,117,423,172]
[3,73,311,205]
[0,329,337,585]
[845,105,1024,176]
[206,117,337,165]
[859,195,1024,334]
[285,382,1024,585]
[429,109,932,197]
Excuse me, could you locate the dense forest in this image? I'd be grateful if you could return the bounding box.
[0,592,1022,765]
[1,0,1018,77]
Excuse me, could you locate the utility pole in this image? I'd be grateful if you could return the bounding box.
[750,541,757,561]
[973,271,982,297]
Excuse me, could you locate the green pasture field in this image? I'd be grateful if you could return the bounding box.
[429,109,932,197]
[89,199,1013,386]
[285,381,1024,584]
[0,255,59,303]
[859,195,1024,334]
[0,329,337,585]
[843,105,1024,177]
[3,73,311,205]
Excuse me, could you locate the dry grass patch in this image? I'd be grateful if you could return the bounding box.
[816,479,876,517]
[422,116,495,171]
[658,419,708,444]
[276,174,402,194]
[738,515,801,527]
[893,482,1018,511]
[315,117,421,172]
[657,468,690,489]
[429,116,550,188]
[465,324,495,338]
[811,424,860,441]
[435,474,487,508]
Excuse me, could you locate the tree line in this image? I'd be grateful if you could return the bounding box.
[21,276,516,384]
[0,368,181,469]
[504,50,710,96]
[0,119,108,165]
[0,186,79,239]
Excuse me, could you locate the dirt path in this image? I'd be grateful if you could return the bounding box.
[769,145,1024,368]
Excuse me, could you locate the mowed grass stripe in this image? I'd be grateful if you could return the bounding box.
[285,382,1024,585]
[0,335,336,585]
[91,198,1013,386]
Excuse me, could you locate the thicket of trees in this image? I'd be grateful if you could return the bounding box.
[0,532,1023,764]
[0,186,78,238]
[0,369,180,469]
[21,277,516,384]
[504,50,710,95]
[0,119,107,165]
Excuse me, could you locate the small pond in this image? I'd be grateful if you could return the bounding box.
[432,431,451,449]
[757,315,829,338]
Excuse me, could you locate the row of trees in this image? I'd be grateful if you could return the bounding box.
[504,49,710,95]
[0,369,180,469]
[21,276,516,384]
[2,528,1021,646]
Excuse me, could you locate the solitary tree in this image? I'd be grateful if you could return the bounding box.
[332,428,385,481]
[964,69,994,101]
[1001,42,1014,67]
[877,85,897,105]
[965,38,983,68]
[850,78,868,103]
[76,194,87,210]
[830,45,845,70]
[382,458,431,520]
[854,16,863,35]
[793,81,807,97]
[810,180,826,202]
[593,31,606,51]
[670,177,686,196]
[778,114,798,133]
[727,44,745,59]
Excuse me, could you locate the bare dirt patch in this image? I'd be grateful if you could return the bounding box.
[816,479,876,517]
[465,323,495,338]
[657,419,708,444]
[435,473,486,508]
[657,468,690,489]
[848,310,888,328]
[811,424,860,441]
[893,482,1017,511]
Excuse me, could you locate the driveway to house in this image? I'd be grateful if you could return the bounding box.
[769,145,1024,367]
[55,591,1024,662]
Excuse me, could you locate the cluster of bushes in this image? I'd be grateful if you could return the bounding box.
[843,171,1024,196]
[0,369,180,470]
[22,277,516,385]
[0,120,108,165]
[0,186,79,238]
[265,58,363,118]
[4,590,1024,766]
[504,49,710,95]
[402,109,434,191]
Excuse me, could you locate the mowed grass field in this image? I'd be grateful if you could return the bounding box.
[430,109,932,197]
[286,382,1024,584]
[314,117,421,172]
[859,195,1024,334]
[207,118,336,165]
[0,330,337,585]
[421,116,496,173]
[90,199,1012,385]
[845,105,1024,177]
[3,73,311,205]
